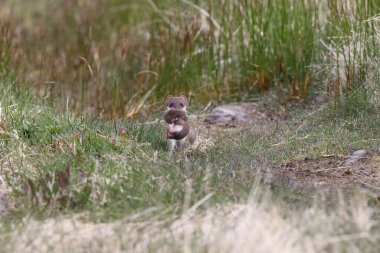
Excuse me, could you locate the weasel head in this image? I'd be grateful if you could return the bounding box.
[166,95,188,112]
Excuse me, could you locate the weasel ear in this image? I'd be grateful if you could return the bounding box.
[180,95,188,106]
[166,95,173,104]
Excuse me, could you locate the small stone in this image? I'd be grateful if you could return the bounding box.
[204,104,250,124]
[343,149,367,166]
[119,127,127,135]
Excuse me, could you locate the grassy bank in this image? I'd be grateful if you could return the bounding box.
[0,70,379,251]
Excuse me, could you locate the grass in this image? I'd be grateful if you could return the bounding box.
[1,0,379,116]
[0,69,379,251]
[0,0,380,252]
[0,72,246,218]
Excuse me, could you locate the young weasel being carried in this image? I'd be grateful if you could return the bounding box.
[164,95,196,153]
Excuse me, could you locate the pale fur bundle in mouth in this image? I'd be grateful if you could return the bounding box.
[168,123,184,133]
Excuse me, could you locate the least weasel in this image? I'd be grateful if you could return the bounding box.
[164,95,196,153]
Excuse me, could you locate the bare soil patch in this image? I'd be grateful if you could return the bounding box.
[276,152,380,189]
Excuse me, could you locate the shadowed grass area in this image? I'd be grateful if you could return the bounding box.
[0,72,249,219]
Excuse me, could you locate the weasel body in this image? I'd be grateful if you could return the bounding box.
[164,96,196,153]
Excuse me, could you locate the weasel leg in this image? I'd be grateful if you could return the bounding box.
[167,138,176,156]
[188,129,197,145]
[178,137,188,150]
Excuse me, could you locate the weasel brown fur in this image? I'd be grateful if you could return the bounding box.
[164,95,196,153]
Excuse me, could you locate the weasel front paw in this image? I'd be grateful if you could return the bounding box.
[167,128,175,138]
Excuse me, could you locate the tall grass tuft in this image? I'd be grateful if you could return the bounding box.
[1,0,379,116]
[0,18,10,75]
[235,0,317,99]
[321,0,380,111]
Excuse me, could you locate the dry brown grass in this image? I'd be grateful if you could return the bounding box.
[1,0,155,117]
[2,188,378,253]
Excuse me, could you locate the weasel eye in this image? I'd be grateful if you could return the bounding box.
[169,103,174,107]
[179,103,184,107]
